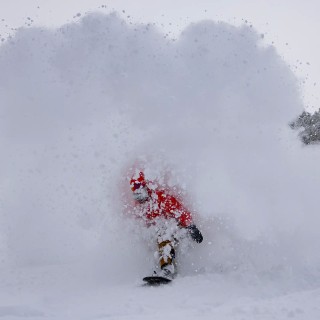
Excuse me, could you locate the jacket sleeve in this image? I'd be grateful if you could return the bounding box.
[177,208,193,227]
[165,195,192,228]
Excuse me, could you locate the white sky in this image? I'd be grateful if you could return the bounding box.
[0,0,319,111]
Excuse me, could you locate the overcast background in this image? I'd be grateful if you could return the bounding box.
[0,2,320,318]
[0,0,319,111]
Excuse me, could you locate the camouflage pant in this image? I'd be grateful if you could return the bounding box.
[154,219,187,268]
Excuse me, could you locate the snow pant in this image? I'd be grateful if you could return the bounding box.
[158,240,175,268]
[155,219,187,269]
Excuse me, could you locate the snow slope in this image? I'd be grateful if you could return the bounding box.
[0,12,320,319]
[0,265,320,319]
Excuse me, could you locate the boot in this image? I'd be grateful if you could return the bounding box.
[158,263,175,280]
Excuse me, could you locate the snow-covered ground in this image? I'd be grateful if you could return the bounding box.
[1,264,320,319]
[0,12,320,320]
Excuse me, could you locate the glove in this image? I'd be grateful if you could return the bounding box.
[187,224,203,243]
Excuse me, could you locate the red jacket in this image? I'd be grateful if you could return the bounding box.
[134,188,193,228]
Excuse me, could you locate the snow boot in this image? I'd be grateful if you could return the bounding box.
[158,263,175,280]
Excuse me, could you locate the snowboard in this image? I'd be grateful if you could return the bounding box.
[143,276,172,285]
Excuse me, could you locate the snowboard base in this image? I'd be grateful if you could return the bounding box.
[143,276,172,285]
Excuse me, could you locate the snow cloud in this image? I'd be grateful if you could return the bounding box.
[0,12,318,287]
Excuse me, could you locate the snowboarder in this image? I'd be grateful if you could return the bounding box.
[129,171,203,283]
